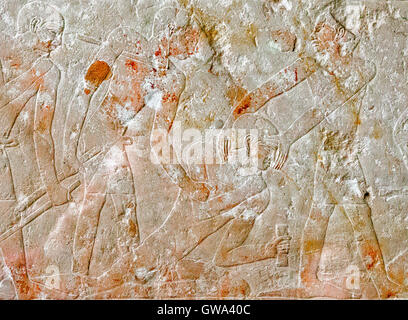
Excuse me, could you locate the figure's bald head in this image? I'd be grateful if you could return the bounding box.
[17,1,64,52]
[307,9,359,72]
[151,6,212,63]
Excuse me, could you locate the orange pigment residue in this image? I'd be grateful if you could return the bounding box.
[217,274,250,298]
[36,120,48,133]
[302,240,325,254]
[85,60,111,87]
[226,85,248,107]
[169,27,200,57]
[125,60,139,72]
[162,92,178,103]
[233,95,252,118]
[362,242,380,270]
[1,244,42,299]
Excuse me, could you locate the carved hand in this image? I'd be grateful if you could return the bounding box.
[268,133,292,170]
[264,235,291,258]
[50,184,70,207]
[0,137,18,148]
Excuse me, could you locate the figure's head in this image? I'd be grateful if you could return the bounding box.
[310,10,358,71]
[261,0,298,52]
[231,114,279,173]
[17,1,64,53]
[152,7,213,65]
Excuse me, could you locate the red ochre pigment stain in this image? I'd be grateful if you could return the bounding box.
[233,95,252,118]
[125,60,138,71]
[85,60,111,87]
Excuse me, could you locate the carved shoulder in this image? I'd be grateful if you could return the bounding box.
[107,26,149,57]
[32,57,55,75]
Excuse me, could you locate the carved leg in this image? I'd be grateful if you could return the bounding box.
[0,231,38,299]
[94,195,234,291]
[298,203,351,298]
[299,203,334,284]
[72,192,106,276]
[343,204,401,299]
[213,217,255,267]
[111,194,140,255]
[184,214,234,258]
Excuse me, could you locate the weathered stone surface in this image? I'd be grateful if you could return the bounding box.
[1,0,408,299]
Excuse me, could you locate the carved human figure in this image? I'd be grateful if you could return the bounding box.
[267,10,400,298]
[67,27,148,277]
[142,8,304,272]
[93,113,291,295]
[89,7,316,294]
[152,8,312,272]
[210,115,292,268]
[0,2,68,299]
[147,10,317,272]
[65,7,209,282]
